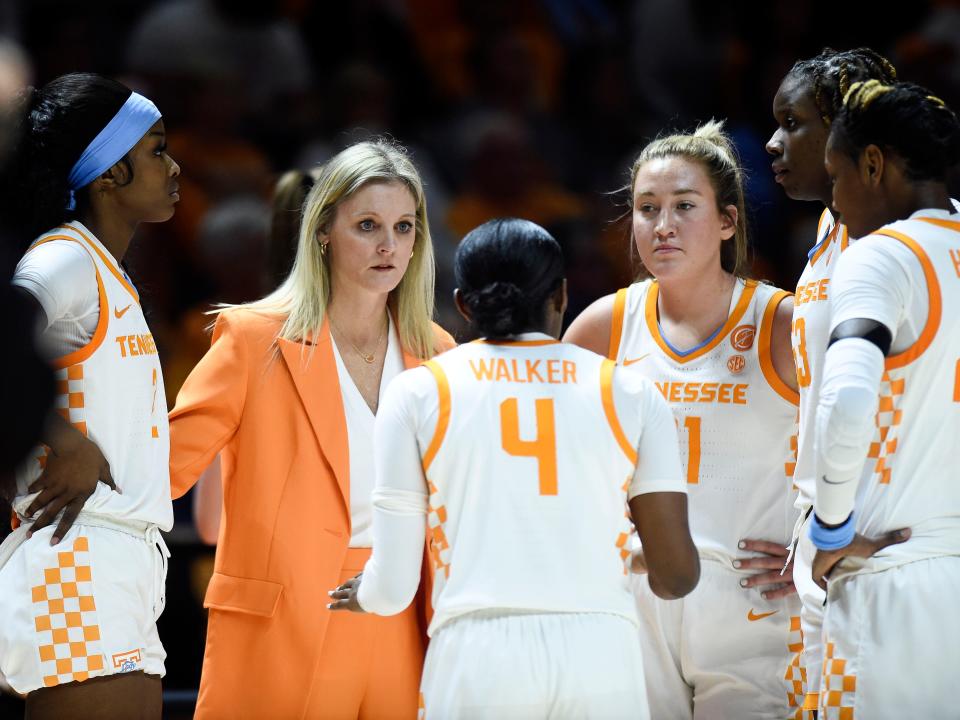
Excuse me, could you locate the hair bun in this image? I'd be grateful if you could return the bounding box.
[465,281,528,338]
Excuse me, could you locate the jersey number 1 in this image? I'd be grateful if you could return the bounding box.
[500,397,558,495]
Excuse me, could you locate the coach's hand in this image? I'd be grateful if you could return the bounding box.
[25,414,116,545]
[328,573,366,613]
[811,528,911,590]
[734,538,797,600]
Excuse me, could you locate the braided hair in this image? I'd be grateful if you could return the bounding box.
[831,80,960,182]
[789,48,897,126]
[455,218,565,339]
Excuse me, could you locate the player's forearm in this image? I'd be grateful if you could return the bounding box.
[357,488,427,616]
[813,337,884,532]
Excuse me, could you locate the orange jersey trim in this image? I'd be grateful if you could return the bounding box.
[608,288,628,360]
[474,339,560,347]
[917,216,960,233]
[874,228,943,370]
[809,222,843,267]
[421,360,451,473]
[758,290,799,406]
[600,359,638,466]
[56,224,140,304]
[28,236,110,370]
[644,280,758,364]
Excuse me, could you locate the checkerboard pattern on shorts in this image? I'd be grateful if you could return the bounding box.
[867,372,905,485]
[784,615,818,720]
[31,536,105,687]
[819,641,856,719]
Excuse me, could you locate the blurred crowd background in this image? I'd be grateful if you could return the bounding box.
[2,0,959,714]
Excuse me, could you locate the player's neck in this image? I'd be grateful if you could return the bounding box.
[657,269,737,334]
[78,208,134,264]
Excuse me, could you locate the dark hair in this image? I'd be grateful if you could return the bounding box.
[831,80,960,182]
[789,48,897,126]
[269,169,315,286]
[455,218,564,339]
[1,73,132,248]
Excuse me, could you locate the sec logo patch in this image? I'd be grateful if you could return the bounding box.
[731,325,755,351]
[727,355,746,374]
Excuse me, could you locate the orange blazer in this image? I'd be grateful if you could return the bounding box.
[169,308,455,719]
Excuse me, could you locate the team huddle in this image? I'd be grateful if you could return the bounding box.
[1,46,959,720]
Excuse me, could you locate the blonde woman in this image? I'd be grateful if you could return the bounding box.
[168,139,455,719]
[564,122,801,718]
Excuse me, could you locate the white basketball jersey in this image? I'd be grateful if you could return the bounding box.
[792,209,850,508]
[851,215,960,558]
[609,278,799,557]
[14,223,173,530]
[417,338,648,635]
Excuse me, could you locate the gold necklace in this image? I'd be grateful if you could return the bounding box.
[330,314,387,364]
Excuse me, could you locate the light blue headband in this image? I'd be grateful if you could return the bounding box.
[65,91,162,210]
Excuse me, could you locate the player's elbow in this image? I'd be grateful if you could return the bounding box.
[359,578,419,617]
[649,555,700,600]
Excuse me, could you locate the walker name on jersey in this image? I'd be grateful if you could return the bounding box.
[794,278,829,306]
[469,357,578,384]
[114,333,158,359]
[655,381,748,405]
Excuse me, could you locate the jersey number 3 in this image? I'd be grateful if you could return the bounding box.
[792,318,812,388]
[500,397,558,495]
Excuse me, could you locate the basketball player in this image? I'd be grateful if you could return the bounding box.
[765,47,907,717]
[330,218,699,719]
[564,121,801,718]
[0,73,179,718]
[809,80,959,718]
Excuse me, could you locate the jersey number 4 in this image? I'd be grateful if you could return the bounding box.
[500,397,558,495]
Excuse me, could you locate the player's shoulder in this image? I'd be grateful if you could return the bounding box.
[611,362,660,399]
[15,231,96,290]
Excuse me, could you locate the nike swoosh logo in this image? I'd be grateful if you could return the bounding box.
[114,304,132,319]
[747,609,778,622]
[623,354,649,366]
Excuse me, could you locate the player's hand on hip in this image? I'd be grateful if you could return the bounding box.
[811,528,911,591]
[734,538,798,600]
[25,420,116,545]
[328,573,365,612]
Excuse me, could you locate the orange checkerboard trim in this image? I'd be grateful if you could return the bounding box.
[819,641,856,719]
[867,371,905,485]
[427,481,452,582]
[32,536,105,687]
[785,615,807,716]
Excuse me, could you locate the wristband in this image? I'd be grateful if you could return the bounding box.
[809,512,855,551]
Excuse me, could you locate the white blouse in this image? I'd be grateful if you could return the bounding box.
[330,314,405,548]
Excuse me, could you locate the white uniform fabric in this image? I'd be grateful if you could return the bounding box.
[1,222,172,693]
[813,209,960,718]
[11,222,173,527]
[421,610,649,720]
[330,315,404,548]
[788,209,848,714]
[13,238,100,358]
[357,333,685,717]
[610,277,802,719]
[818,556,960,720]
[0,520,168,693]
